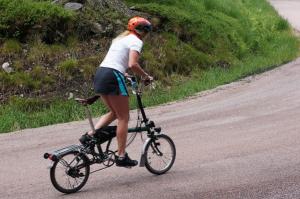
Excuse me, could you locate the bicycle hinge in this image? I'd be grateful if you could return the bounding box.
[85,106,96,134]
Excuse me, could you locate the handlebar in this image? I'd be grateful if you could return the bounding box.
[126,75,154,94]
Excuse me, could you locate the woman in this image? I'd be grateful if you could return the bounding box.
[80,17,153,167]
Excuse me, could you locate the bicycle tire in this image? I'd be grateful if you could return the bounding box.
[144,134,176,175]
[50,151,90,194]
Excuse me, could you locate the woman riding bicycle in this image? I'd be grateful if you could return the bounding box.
[79,17,153,167]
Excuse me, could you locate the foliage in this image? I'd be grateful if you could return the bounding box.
[58,58,79,79]
[142,33,211,82]
[0,0,74,40]
[125,0,297,71]
[27,41,66,65]
[1,39,22,54]
[78,56,99,80]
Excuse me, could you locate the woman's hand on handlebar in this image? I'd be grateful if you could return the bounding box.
[142,75,153,86]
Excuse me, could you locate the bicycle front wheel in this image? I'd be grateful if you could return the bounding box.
[144,134,176,175]
[50,151,90,194]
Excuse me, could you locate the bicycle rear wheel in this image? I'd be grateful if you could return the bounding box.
[144,134,176,175]
[50,151,90,194]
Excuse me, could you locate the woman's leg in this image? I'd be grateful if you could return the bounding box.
[87,98,116,136]
[101,95,129,157]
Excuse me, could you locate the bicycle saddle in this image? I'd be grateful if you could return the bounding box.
[75,96,100,105]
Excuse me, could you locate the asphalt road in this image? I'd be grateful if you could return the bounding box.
[1,1,300,199]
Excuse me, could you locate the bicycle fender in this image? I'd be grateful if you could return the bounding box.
[139,138,151,167]
[44,145,84,162]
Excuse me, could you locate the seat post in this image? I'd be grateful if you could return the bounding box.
[85,106,96,134]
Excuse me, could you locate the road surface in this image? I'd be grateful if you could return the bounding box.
[1,1,300,198]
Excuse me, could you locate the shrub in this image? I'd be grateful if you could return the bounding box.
[0,71,41,90]
[276,18,290,31]
[1,39,22,54]
[8,96,51,113]
[32,65,44,79]
[0,0,74,40]
[27,41,66,65]
[124,0,298,73]
[77,56,99,80]
[58,58,79,79]
[81,64,96,80]
[13,60,24,71]
[0,68,56,95]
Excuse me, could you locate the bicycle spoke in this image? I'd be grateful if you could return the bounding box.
[59,159,70,168]
[74,177,80,187]
[66,176,73,189]
[159,156,168,165]
[51,152,90,193]
[145,135,176,174]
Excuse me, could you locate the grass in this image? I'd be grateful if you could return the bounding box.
[1,39,22,55]
[0,0,299,133]
[0,48,297,133]
[58,58,79,78]
[0,0,74,39]
[126,0,298,77]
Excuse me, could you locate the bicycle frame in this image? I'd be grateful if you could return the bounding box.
[44,77,161,169]
[82,81,160,167]
[43,77,176,194]
[84,79,158,134]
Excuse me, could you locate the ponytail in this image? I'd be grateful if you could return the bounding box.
[113,30,131,42]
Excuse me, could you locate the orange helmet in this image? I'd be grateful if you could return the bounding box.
[127,16,152,35]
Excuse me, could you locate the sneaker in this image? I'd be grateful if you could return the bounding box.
[115,153,138,168]
[79,133,95,146]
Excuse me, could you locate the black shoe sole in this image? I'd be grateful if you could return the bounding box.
[115,162,138,168]
[115,164,136,168]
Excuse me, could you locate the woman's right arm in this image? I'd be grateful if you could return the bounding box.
[128,50,152,80]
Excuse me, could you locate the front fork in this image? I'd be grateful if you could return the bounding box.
[139,120,162,167]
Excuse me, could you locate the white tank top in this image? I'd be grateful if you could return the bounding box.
[100,34,143,74]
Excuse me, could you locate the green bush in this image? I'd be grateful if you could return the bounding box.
[31,65,44,79]
[58,58,79,79]
[12,60,24,71]
[142,33,211,81]
[1,39,22,54]
[125,0,298,73]
[0,71,41,90]
[0,0,74,39]
[0,65,56,93]
[27,41,66,64]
